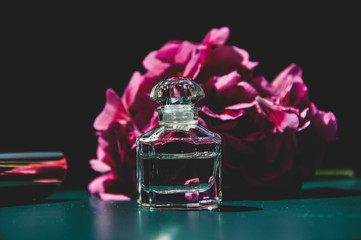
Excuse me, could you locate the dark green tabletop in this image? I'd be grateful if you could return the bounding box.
[1,179,361,240]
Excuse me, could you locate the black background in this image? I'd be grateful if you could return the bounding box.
[1,3,359,189]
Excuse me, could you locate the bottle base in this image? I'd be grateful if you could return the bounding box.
[139,199,220,210]
[138,188,222,210]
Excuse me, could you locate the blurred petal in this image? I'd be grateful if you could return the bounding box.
[88,173,114,197]
[272,63,303,102]
[214,70,240,92]
[207,45,258,71]
[216,80,259,105]
[288,76,309,109]
[309,103,338,141]
[251,76,278,97]
[141,111,159,133]
[174,41,196,64]
[94,89,129,131]
[255,97,299,132]
[225,101,258,110]
[202,26,230,46]
[233,47,259,70]
[202,105,245,120]
[89,159,111,173]
[99,193,131,201]
[156,40,182,62]
[142,51,171,77]
[94,121,135,170]
[121,71,144,109]
[183,49,202,79]
[88,172,134,200]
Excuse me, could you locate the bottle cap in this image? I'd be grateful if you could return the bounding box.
[150,77,204,106]
[150,77,204,125]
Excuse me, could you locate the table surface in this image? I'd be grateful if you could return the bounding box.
[1,178,361,240]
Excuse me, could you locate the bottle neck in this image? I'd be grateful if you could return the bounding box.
[156,105,199,126]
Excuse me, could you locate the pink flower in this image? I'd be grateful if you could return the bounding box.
[88,27,337,200]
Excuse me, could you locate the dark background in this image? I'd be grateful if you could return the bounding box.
[1,3,359,189]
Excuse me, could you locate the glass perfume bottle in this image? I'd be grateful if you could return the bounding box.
[137,77,222,209]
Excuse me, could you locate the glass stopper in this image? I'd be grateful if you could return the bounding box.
[150,77,205,106]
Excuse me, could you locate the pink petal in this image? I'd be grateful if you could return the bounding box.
[88,172,134,200]
[198,117,207,128]
[94,121,135,169]
[174,40,197,64]
[95,128,115,161]
[233,46,259,70]
[183,49,202,79]
[214,70,240,92]
[273,63,302,87]
[207,45,258,71]
[207,71,259,107]
[141,111,159,134]
[255,97,299,132]
[88,173,114,197]
[93,89,129,131]
[201,26,230,46]
[288,76,309,108]
[251,76,279,97]
[201,105,245,120]
[277,112,299,132]
[156,40,182,62]
[99,193,131,201]
[130,94,158,133]
[236,81,260,99]
[300,108,309,119]
[322,111,336,126]
[310,103,338,141]
[89,159,111,173]
[142,51,171,77]
[121,71,144,109]
[225,101,258,110]
[272,63,303,101]
[218,81,259,106]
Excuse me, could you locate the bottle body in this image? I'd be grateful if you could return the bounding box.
[137,125,222,209]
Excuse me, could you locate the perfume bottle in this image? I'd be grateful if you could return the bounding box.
[136,77,222,209]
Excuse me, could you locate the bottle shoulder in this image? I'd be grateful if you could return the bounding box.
[137,125,221,143]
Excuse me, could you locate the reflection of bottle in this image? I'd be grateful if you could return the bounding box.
[137,77,222,209]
